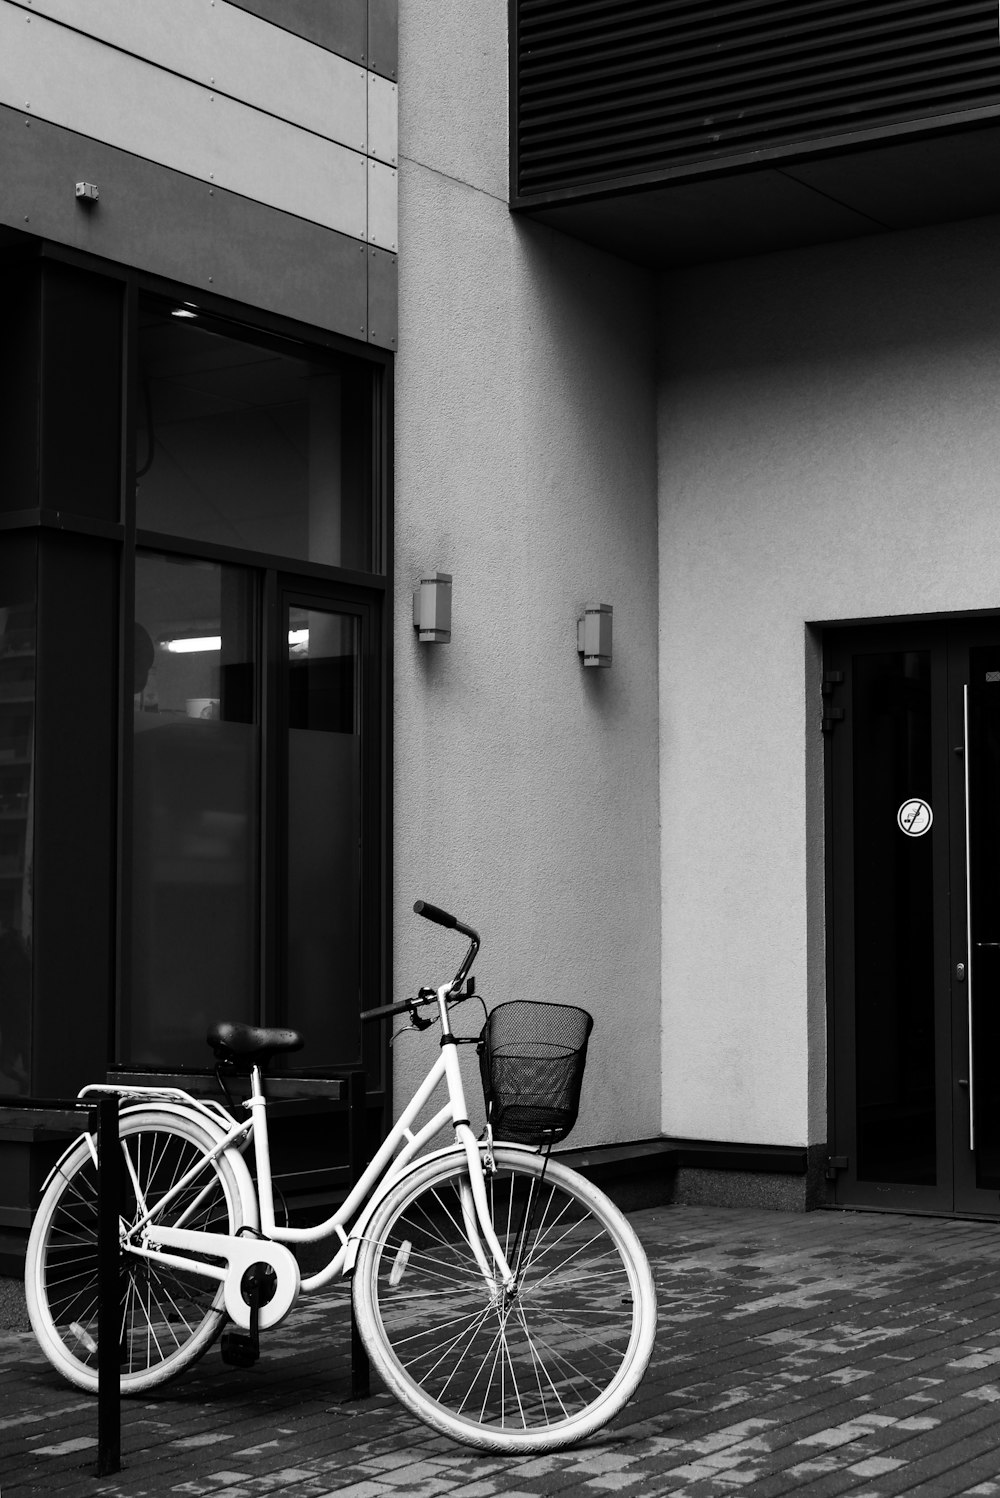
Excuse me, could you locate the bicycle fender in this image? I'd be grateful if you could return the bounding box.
[36,1104,260,1232]
[342,1138,543,1274]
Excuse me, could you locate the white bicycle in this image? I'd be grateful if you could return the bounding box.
[25,901,656,1453]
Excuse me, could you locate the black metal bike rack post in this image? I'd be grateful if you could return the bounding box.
[95,1095,121,1476]
[3,1097,123,1475]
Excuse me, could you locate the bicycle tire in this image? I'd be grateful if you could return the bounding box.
[352,1146,656,1452]
[26,1108,247,1394]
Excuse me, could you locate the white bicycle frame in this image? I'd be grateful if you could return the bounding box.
[75,983,519,1335]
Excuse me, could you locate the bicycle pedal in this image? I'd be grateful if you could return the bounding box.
[220,1330,259,1368]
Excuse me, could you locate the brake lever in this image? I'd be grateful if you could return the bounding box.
[408,988,436,1031]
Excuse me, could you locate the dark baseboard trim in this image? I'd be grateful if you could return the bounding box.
[556,1135,824,1213]
[558,1135,809,1178]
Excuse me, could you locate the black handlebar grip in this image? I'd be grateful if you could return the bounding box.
[413,899,458,929]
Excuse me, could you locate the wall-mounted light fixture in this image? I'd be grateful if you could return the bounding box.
[75,181,99,204]
[413,571,452,643]
[577,603,613,667]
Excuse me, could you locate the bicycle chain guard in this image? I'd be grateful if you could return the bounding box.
[135,1225,301,1332]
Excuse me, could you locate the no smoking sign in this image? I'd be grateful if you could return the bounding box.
[897,798,933,837]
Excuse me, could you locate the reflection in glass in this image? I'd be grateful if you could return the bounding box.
[853,651,936,1184]
[0,604,33,1095]
[135,303,374,571]
[286,609,362,1068]
[129,553,258,1067]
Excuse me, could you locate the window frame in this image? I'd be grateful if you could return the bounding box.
[0,241,392,1118]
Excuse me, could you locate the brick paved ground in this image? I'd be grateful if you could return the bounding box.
[4,1204,1000,1497]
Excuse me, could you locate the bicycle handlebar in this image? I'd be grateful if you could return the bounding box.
[413,899,455,928]
[360,901,481,1025]
[360,993,437,1023]
[414,899,480,943]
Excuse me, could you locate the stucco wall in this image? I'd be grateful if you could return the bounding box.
[392,1,661,1147]
[658,213,1000,1149]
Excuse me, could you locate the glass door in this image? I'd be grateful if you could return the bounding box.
[827,619,1000,1217]
[127,559,381,1078]
[280,597,367,1072]
[951,634,1000,1213]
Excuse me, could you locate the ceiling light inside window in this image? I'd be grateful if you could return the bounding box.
[162,635,221,654]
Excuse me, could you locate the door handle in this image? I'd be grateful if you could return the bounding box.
[975,942,1000,949]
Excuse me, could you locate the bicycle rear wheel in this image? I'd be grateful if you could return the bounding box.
[26,1108,247,1394]
[352,1146,656,1452]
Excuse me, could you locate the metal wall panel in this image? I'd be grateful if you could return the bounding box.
[226,0,367,68]
[0,107,387,344]
[369,74,399,167]
[7,0,369,153]
[513,0,1000,201]
[368,0,398,81]
[368,160,398,254]
[0,6,369,241]
[367,247,398,351]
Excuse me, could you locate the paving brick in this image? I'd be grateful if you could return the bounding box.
[10,1205,1000,1495]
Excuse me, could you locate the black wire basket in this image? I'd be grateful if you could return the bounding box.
[478,1000,594,1146]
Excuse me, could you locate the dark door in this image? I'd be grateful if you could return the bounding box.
[826,619,1000,1216]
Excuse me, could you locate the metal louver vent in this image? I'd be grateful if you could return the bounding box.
[512,0,1000,201]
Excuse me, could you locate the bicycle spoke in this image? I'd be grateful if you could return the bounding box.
[498,1315,529,1428]
[512,1304,572,1421]
[450,1321,504,1419]
[406,1304,497,1389]
[512,1311,613,1398]
[28,1115,241,1392]
[385,1302,493,1357]
[383,1244,486,1292]
[357,1149,654,1450]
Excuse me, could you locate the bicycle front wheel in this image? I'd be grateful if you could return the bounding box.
[26,1108,247,1394]
[352,1146,656,1452]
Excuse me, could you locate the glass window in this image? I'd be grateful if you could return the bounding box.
[285,607,363,1068]
[128,552,258,1068]
[135,302,375,571]
[0,600,34,1095]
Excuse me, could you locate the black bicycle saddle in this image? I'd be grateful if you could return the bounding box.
[207,1021,304,1072]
